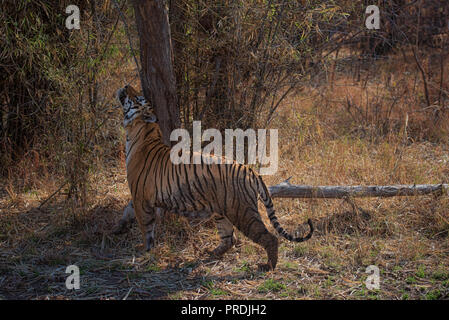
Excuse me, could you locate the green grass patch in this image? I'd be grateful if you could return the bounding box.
[146,264,161,272]
[425,289,442,300]
[431,269,449,281]
[405,276,417,284]
[234,261,251,273]
[257,279,286,293]
[210,288,229,297]
[415,265,426,278]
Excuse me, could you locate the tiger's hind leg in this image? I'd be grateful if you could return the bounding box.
[134,201,156,251]
[208,215,237,257]
[232,208,278,271]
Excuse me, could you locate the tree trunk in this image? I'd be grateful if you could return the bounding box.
[132,0,180,145]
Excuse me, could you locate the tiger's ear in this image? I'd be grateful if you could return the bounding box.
[116,88,127,106]
[126,85,139,97]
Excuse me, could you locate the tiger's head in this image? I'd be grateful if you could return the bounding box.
[116,85,158,128]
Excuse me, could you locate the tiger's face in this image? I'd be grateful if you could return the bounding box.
[116,85,158,129]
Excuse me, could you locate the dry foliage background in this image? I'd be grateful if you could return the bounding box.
[0,0,448,300]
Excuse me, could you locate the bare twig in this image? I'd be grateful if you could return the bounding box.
[38,181,68,210]
[112,0,141,83]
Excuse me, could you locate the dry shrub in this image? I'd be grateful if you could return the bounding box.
[311,49,449,143]
[0,1,135,211]
[170,0,349,132]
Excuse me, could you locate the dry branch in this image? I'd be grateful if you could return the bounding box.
[268,178,448,199]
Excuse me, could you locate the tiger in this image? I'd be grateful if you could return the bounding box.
[116,84,313,271]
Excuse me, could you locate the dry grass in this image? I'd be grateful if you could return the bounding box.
[1,52,448,300]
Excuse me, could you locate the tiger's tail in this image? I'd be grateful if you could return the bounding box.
[257,175,313,242]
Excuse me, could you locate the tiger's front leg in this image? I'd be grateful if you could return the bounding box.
[112,201,135,234]
[133,202,156,251]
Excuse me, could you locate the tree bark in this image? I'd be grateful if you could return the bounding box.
[132,0,180,145]
[268,179,448,199]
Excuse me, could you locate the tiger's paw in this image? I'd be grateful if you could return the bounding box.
[206,242,234,257]
[110,219,130,235]
[257,263,274,272]
[205,248,224,258]
[145,235,154,251]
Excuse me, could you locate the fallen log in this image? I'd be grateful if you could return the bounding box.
[112,179,447,233]
[268,178,448,199]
